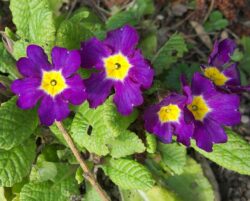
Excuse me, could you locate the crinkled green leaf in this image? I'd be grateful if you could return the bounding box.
[240,36,250,75]
[120,186,181,201]
[109,131,145,158]
[20,163,79,201]
[165,157,214,201]
[12,39,29,60]
[30,156,58,182]
[0,187,7,201]
[0,97,38,150]
[192,129,250,175]
[152,33,188,75]
[145,132,157,154]
[84,182,102,201]
[103,159,154,190]
[0,139,36,187]
[10,0,56,56]
[0,42,19,80]
[158,142,186,175]
[139,33,157,59]
[70,97,138,156]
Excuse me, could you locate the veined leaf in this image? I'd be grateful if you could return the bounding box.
[0,97,38,150]
[85,182,102,201]
[158,142,187,175]
[192,129,250,175]
[120,186,181,201]
[20,163,79,201]
[0,139,36,187]
[152,33,188,75]
[10,0,56,56]
[103,158,154,190]
[145,132,157,154]
[70,96,138,156]
[0,42,19,80]
[109,131,145,158]
[165,157,214,201]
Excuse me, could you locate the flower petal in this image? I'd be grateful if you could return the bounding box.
[113,78,143,115]
[38,96,70,126]
[193,121,213,152]
[203,118,228,143]
[80,38,110,69]
[51,47,81,77]
[11,78,43,109]
[191,73,215,99]
[208,93,241,125]
[27,45,51,70]
[17,58,41,77]
[104,25,139,55]
[85,72,113,108]
[209,39,236,67]
[174,118,193,146]
[223,63,241,86]
[128,50,154,89]
[62,74,87,105]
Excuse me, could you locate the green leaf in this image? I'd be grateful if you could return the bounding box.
[106,11,138,30]
[0,97,38,150]
[145,132,157,154]
[152,33,188,75]
[230,49,243,62]
[240,36,250,75]
[20,163,79,201]
[192,129,250,175]
[0,42,19,80]
[139,33,157,59]
[30,156,58,182]
[0,139,36,187]
[0,187,8,201]
[120,186,181,201]
[165,157,214,201]
[84,182,102,201]
[10,0,56,55]
[204,11,229,32]
[109,131,145,158]
[165,63,200,91]
[103,158,154,190]
[12,39,29,60]
[56,9,93,49]
[75,167,84,184]
[158,142,187,175]
[70,96,138,156]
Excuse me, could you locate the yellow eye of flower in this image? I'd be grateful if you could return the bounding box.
[40,71,67,96]
[187,95,211,121]
[203,67,229,86]
[103,53,131,80]
[158,104,181,123]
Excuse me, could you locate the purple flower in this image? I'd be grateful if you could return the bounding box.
[11,45,87,126]
[143,94,193,146]
[80,25,154,115]
[202,39,250,93]
[183,73,241,152]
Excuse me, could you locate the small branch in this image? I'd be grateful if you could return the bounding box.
[55,121,110,201]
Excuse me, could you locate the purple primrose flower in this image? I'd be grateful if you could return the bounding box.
[184,73,241,152]
[80,25,154,115]
[11,45,87,126]
[201,39,250,93]
[143,94,193,146]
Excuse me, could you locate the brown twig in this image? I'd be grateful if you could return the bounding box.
[55,121,111,201]
[203,0,215,23]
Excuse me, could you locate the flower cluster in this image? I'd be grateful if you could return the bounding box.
[11,24,245,152]
[144,39,244,152]
[11,25,153,125]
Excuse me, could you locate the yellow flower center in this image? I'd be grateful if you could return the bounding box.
[40,70,67,97]
[103,53,131,80]
[187,95,211,121]
[203,67,229,86]
[158,104,181,123]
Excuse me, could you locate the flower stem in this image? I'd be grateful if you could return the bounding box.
[55,121,110,201]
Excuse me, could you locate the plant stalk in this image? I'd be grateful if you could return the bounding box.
[55,121,110,201]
